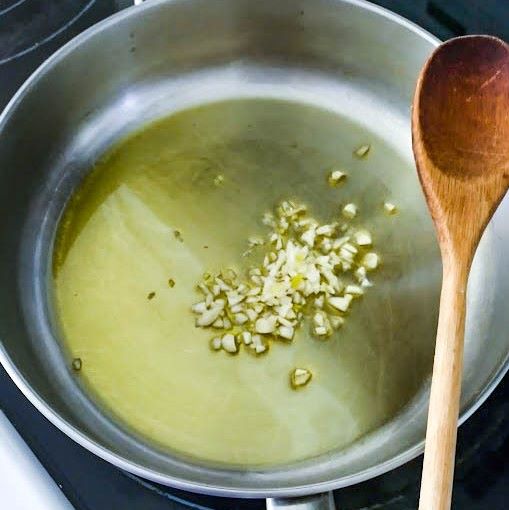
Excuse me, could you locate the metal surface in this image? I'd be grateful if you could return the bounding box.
[0,0,508,503]
[267,493,335,510]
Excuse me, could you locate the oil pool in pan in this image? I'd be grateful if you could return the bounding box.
[53,98,438,466]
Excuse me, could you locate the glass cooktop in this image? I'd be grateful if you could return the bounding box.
[1,1,508,509]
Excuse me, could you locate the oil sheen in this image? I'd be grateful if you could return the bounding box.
[53,99,439,466]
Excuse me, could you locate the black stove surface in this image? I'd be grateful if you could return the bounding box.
[1,1,508,509]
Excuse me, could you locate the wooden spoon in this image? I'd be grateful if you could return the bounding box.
[412,35,509,510]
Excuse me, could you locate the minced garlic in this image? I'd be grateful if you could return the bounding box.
[192,193,381,357]
[354,144,371,159]
[353,229,372,246]
[383,201,398,215]
[221,333,239,354]
[362,252,380,271]
[290,368,312,389]
[328,169,347,186]
[341,203,357,219]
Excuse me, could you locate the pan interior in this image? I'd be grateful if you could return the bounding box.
[52,96,440,467]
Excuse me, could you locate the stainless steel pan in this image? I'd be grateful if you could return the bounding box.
[1,1,508,509]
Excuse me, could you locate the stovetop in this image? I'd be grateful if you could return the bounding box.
[1,1,508,509]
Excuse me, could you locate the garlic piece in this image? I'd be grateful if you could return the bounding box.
[341,243,358,255]
[354,144,371,159]
[226,292,244,306]
[353,229,372,246]
[221,268,237,282]
[330,316,344,329]
[314,295,325,309]
[191,301,207,314]
[328,169,347,186]
[312,311,331,337]
[234,312,249,325]
[214,277,231,292]
[319,238,332,253]
[251,334,268,354]
[241,331,252,345]
[383,202,398,215]
[278,316,295,328]
[262,212,275,227]
[197,283,211,296]
[316,224,336,236]
[211,337,222,351]
[248,236,264,248]
[332,236,350,249]
[290,368,312,389]
[253,303,264,314]
[360,277,373,288]
[328,295,353,312]
[221,334,238,354]
[246,309,258,322]
[212,318,224,328]
[362,252,380,270]
[278,325,295,341]
[345,285,364,297]
[342,203,358,219]
[354,266,367,281]
[313,311,325,327]
[196,306,223,327]
[255,316,277,334]
[300,228,316,247]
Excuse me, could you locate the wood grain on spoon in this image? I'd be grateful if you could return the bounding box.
[412,35,509,510]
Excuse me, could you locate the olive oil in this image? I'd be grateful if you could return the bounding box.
[53,98,439,466]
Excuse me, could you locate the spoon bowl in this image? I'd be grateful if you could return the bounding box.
[417,36,509,179]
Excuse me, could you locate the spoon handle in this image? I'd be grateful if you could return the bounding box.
[419,260,468,510]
